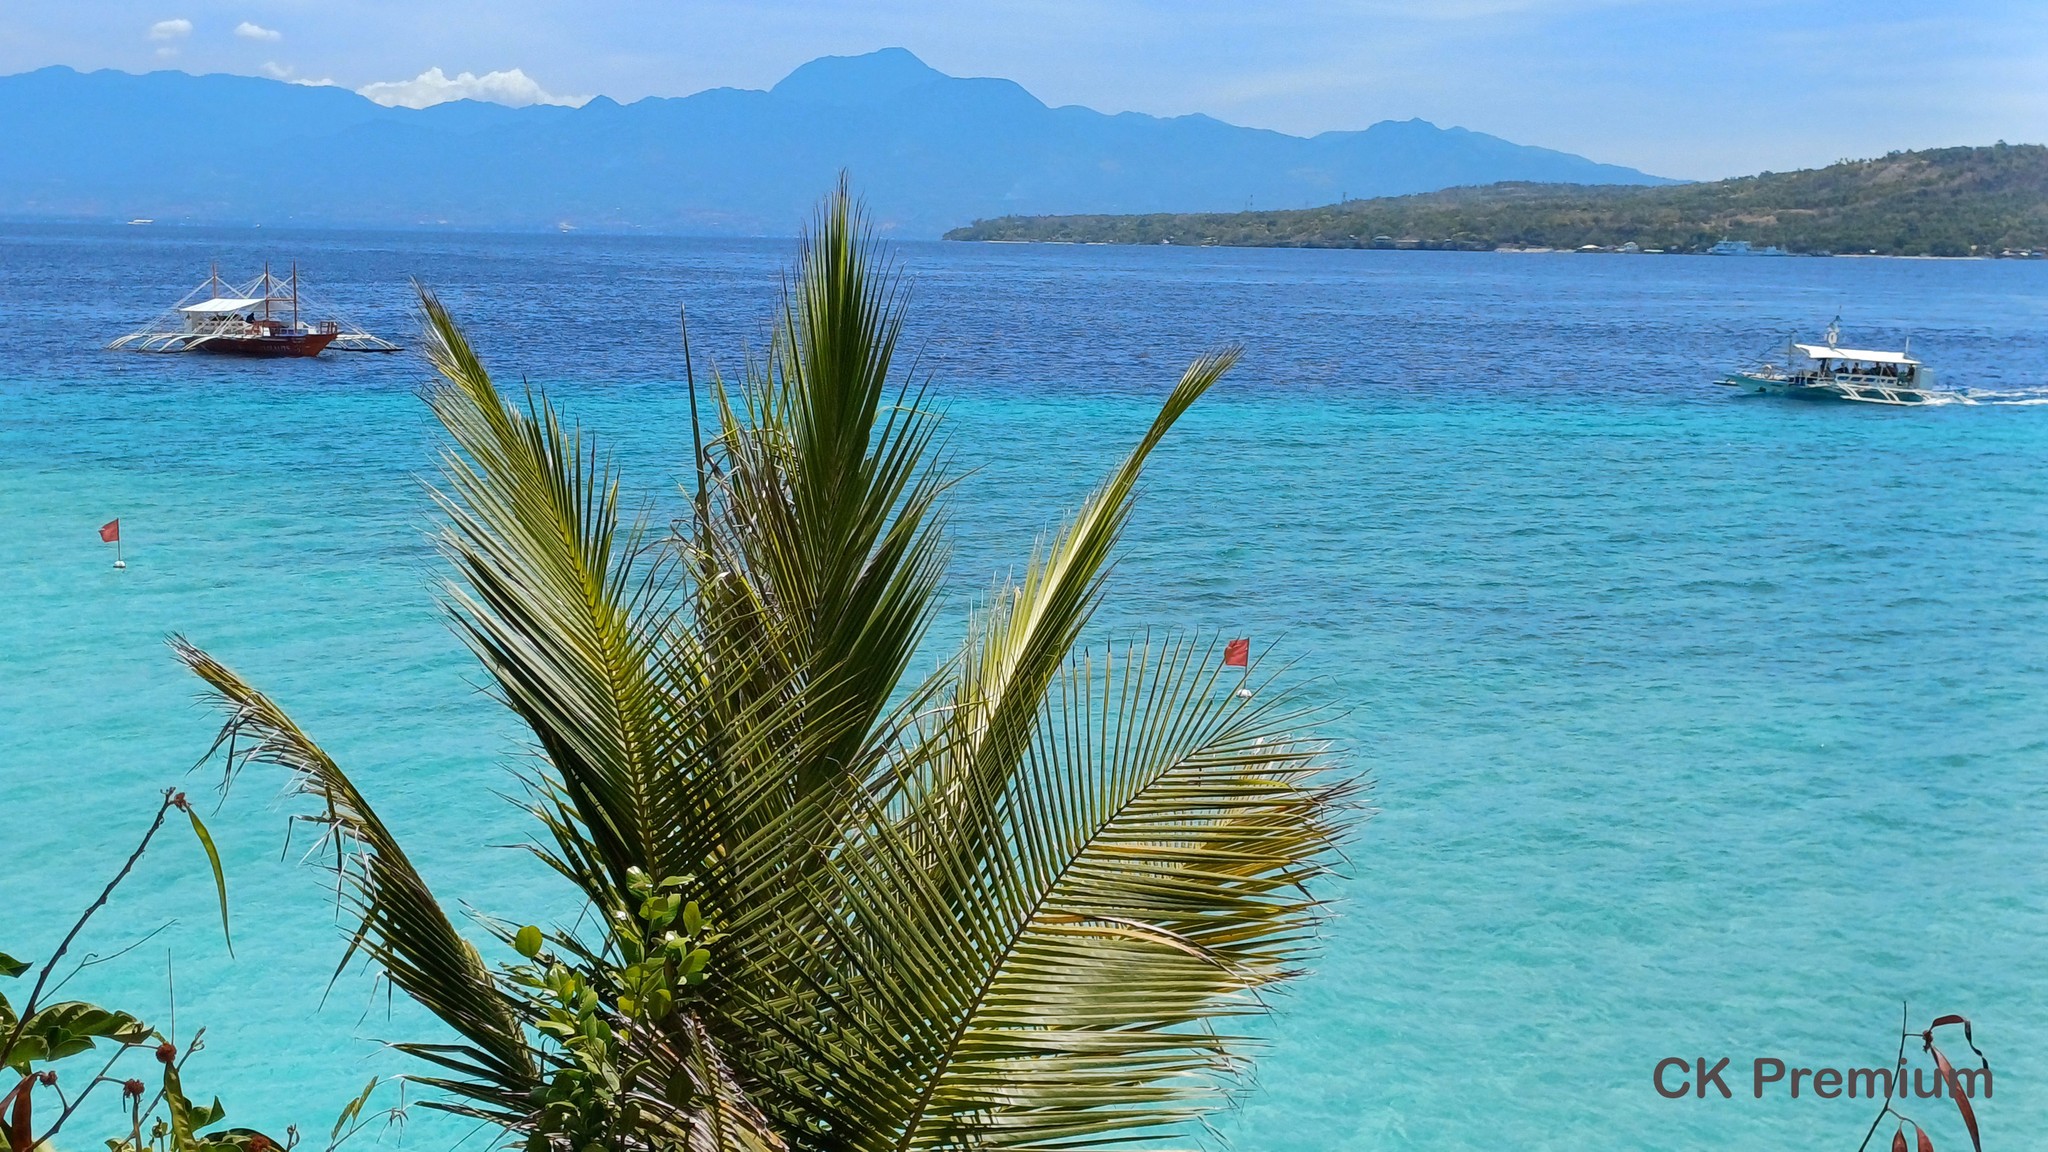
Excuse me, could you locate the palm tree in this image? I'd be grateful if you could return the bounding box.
[176,185,1352,1152]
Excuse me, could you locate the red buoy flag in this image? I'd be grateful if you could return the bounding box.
[99,519,121,543]
[1223,637,1250,668]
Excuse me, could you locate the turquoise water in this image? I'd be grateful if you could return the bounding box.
[5,226,2047,1150]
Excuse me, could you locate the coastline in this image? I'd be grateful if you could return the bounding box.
[947,237,2032,260]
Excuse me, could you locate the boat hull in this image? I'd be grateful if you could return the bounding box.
[193,331,338,358]
[1719,372,1940,405]
[1723,372,1828,398]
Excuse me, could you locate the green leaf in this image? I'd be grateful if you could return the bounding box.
[514,926,544,959]
[194,1130,281,1152]
[185,808,233,956]
[331,1076,379,1141]
[174,637,540,1113]
[0,951,29,979]
[680,901,701,936]
[9,1002,152,1065]
[164,1062,198,1151]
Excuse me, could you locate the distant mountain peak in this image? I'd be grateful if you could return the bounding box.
[0,54,1671,236]
[770,47,948,106]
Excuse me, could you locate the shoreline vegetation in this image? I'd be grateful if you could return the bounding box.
[945,143,2048,258]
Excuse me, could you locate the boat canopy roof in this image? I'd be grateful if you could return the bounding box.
[179,296,268,315]
[1792,343,1919,365]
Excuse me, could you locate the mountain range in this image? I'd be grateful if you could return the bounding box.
[0,48,1671,237]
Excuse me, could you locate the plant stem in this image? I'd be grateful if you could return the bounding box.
[0,793,175,1069]
[1855,1002,1911,1152]
[37,1042,137,1144]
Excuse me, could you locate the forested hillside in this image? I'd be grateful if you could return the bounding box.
[949,145,2048,256]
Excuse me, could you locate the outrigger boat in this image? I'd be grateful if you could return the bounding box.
[108,264,400,357]
[1716,320,1950,406]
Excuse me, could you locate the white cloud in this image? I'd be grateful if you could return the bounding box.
[356,67,588,109]
[235,21,281,41]
[148,18,191,40]
[256,60,335,86]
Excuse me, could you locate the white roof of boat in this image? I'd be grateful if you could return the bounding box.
[1792,343,1919,365]
[179,296,267,314]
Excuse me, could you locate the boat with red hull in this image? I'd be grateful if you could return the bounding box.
[194,320,340,358]
[109,264,400,356]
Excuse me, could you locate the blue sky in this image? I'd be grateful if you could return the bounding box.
[5,0,2044,179]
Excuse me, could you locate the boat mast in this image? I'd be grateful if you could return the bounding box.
[292,262,299,327]
[264,261,271,321]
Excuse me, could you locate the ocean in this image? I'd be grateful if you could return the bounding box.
[4,224,2046,1150]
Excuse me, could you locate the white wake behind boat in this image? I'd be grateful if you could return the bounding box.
[1716,321,1955,406]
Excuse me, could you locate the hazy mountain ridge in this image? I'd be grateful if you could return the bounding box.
[0,48,1670,237]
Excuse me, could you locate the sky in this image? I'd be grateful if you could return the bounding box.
[4,0,2045,179]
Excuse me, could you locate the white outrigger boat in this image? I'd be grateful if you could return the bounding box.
[1716,321,1952,406]
[108,264,400,357]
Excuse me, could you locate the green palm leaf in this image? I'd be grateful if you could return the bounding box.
[419,291,696,903]
[172,639,536,1120]
[728,634,1347,1151]
[915,637,1347,1148]
[690,182,952,827]
[899,348,1240,877]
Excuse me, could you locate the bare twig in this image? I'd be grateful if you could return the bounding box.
[37,1041,140,1144]
[44,921,178,1000]
[0,792,178,1069]
[1854,1002,1910,1152]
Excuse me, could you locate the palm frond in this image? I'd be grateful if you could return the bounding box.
[419,289,694,905]
[617,1011,790,1152]
[725,636,1349,1151]
[695,181,953,814]
[171,638,537,1120]
[913,637,1348,1149]
[679,191,975,1113]
[905,350,1240,883]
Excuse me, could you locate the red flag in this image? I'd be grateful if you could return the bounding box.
[99,519,120,543]
[1223,637,1250,668]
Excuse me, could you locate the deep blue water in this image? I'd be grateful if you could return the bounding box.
[4,225,2047,1151]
